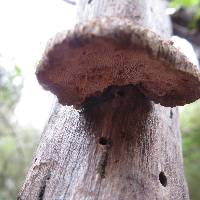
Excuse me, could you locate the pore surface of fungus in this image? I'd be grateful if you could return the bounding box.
[36,17,200,107]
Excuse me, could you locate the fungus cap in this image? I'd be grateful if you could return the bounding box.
[36,17,200,107]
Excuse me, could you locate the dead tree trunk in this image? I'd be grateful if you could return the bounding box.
[18,0,189,199]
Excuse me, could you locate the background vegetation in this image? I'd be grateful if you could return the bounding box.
[0,60,39,199]
[170,1,200,198]
[180,102,200,200]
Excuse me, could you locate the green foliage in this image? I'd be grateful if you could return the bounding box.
[0,64,23,116]
[14,66,22,77]
[171,0,200,7]
[0,58,39,200]
[0,127,39,200]
[180,101,200,200]
[171,0,200,29]
[0,136,15,157]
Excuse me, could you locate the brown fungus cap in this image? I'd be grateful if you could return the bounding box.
[36,17,200,107]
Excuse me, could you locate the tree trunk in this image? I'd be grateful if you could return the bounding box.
[18,0,189,199]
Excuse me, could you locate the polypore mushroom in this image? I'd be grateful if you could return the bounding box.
[36,17,200,108]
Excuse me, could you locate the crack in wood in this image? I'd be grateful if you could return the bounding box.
[170,109,173,119]
[97,139,111,178]
[38,172,51,200]
[62,144,84,198]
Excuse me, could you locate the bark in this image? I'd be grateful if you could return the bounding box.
[18,0,189,199]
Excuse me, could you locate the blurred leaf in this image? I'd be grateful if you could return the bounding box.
[171,0,200,7]
[0,136,15,156]
[14,65,22,76]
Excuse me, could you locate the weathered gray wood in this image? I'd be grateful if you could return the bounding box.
[18,0,189,199]
[77,0,172,38]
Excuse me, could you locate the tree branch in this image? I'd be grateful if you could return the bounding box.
[62,0,76,5]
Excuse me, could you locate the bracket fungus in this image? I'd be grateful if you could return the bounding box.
[36,17,200,108]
